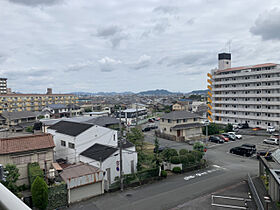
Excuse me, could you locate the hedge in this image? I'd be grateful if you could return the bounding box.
[28,162,44,186]
[170,156,180,164]
[179,149,189,156]
[172,167,181,174]
[47,183,67,210]
[161,170,167,178]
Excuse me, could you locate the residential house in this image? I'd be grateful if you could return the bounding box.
[0,111,39,131]
[42,104,82,119]
[83,111,109,117]
[47,121,118,164]
[159,111,202,141]
[0,133,55,185]
[191,101,205,112]
[115,108,147,126]
[60,162,104,204]
[80,141,137,190]
[172,99,193,111]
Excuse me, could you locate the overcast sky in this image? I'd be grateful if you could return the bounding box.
[1,0,280,93]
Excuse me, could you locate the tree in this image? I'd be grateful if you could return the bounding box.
[179,149,189,156]
[193,142,205,153]
[202,123,221,135]
[225,123,233,132]
[1,164,20,196]
[161,148,178,161]
[31,176,48,210]
[127,128,144,152]
[153,137,161,168]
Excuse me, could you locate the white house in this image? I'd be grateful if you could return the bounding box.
[79,141,137,190]
[116,108,147,126]
[47,121,118,163]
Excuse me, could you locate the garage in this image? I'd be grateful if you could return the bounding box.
[60,162,104,204]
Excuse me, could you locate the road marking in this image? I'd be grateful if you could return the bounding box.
[184,165,226,181]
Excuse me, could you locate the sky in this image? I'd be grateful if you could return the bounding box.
[1,0,280,93]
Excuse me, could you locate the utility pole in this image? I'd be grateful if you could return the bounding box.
[136,102,138,126]
[118,107,124,191]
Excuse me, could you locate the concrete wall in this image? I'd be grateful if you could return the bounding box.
[0,149,54,185]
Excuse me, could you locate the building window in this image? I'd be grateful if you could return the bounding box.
[69,143,75,149]
[161,119,164,122]
[61,140,66,147]
[168,119,171,123]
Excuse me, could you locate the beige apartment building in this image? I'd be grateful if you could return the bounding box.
[0,88,78,113]
[209,53,280,129]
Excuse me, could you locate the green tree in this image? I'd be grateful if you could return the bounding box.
[202,123,221,135]
[225,123,233,132]
[161,148,178,161]
[127,128,144,151]
[179,149,189,156]
[1,164,20,196]
[153,137,160,167]
[193,142,205,153]
[31,176,48,210]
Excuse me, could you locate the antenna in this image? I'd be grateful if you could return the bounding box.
[228,40,232,53]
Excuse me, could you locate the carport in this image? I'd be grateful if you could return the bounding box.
[60,162,104,204]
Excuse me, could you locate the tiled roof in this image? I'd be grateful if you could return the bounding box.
[1,111,39,120]
[86,116,119,127]
[172,123,203,130]
[60,162,100,180]
[80,143,118,161]
[217,63,277,73]
[48,121,93,136]
[47,104,68,109]
[162,111,200,120]
[0,133,55,154]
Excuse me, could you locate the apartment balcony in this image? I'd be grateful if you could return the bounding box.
[34,107,39,111]
[213,68,280,79]
[42,102,46,106]
[213,85,280,91]
[18,104,23,107]
[26,99,31,102]
[48,98,53,101]
[17,108,22,112]
[17,99,22,102]
[213,93,280,98]
[213,113,280,121]
[7,99,12,102]
[26,108,31,111]
[34,102,39,106]
[213,107,280,114]
[214,76,280,85]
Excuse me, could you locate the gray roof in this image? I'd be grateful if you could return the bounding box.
[161,111,200,120]
[172,123,203,130]
[48,104,68,109]
[48,121,93,137]
[86,116,119,127]
[80,143,118,161]
[1,111,39,120]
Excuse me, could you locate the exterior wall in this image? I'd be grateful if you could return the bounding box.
[0,94,78,113]
[48,126,118,163]
[80,147,137,185]
[0,149,54,185]
[211,64,280,129]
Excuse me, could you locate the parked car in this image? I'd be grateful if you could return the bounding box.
[241,144,256,153]
[142,127,151,132]
[229,146,253,157]
[217,135,229,142]
[222,133,235,141]
[238,123,249,129]
[257,150,272,160]
[209,136,224,144]
[252,127,261,131]
[154,146,166,153]
[148,119,155,123]
[263,138,279,145]
[147,123,158,129]
[271,133,280,139]
[228,132,242,139]
[267,126,276,133]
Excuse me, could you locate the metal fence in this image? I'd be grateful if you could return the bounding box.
[247,173,264,210]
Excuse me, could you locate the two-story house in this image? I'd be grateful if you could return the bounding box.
[172,99,193,111]
[47,121,118,163]
[159,111,202,141]
[0,133,55,185]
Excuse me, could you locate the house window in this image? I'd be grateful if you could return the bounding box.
[69,143,75,149]
[194,118,197,121]
[177,119,180,123]
[161,119,164,122]
[61,140,66,147]
[168,119,171,123]
[183,119,186,122]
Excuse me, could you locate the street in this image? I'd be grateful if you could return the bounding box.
[66,134,273,210]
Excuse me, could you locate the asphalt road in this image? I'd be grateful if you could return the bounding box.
[67,134,275,210]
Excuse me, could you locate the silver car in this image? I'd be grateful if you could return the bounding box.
[263,138,279,145]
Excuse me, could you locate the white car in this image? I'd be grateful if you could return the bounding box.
[263,138,279,145]
[228,132,242,139]
[267,126,276,133]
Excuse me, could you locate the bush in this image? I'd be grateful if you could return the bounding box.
[161,170,167,178]
[161,148,178,161]
[193,142,205,153]
[185,153,196,163]
[28,163,44,186]
[225,123,233,132]
[179,149,189,156]
[191,150,203,161]
[172,167,181,174]
[31,177,48,210]
[202,123,221,135]
[170,156,180,164]
[25,126,33,133]
[179,155,189,165]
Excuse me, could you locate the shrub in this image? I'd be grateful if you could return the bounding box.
[161,148,178,161]
[1,164,20,196]
[28,163,44,186]
[170,156,180,164]
[172,167,181,174]
[193,142,205,153]
[191,150,203,161]
[185,153,196,163]
[179,149,188,156]
[25,126,33,133]
[31,177,48,210]
[179,155,189,165]
[161,170,167,178]
[225,123,233,132]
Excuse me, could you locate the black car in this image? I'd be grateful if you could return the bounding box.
[222,133,235,141]
[142,127,151,132]
[242,144,256,153]
[257,150,272,160]
[154,146,166,153]
[230,146,253,157]
[209,136,224,143]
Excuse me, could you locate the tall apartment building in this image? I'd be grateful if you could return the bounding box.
[0,78,7,94]
[208,53,280,129]
[0,88,78,113]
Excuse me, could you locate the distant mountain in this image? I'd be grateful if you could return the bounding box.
[186,89,208,96]
[137,89,181,96]
[70,91,134,96]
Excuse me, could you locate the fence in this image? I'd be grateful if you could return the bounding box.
[247,174,264,210]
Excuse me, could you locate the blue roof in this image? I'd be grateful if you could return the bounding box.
[178,99,192,102]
